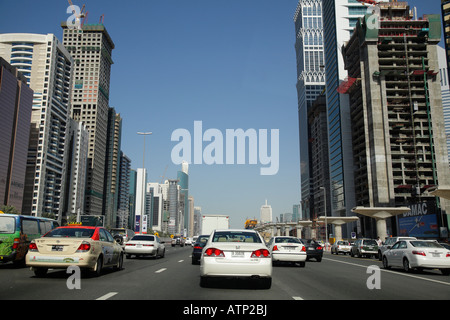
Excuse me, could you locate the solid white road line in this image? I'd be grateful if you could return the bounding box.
[178,260,184,263]
[292,296,304,300]
[155,268,167,273]
[96,292,118,300]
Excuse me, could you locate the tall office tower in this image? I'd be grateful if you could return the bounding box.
[117,152,131,228]
[0,34,73,219]
[260,200,272,223]
[193,206,202,236]
[147,182,163,231]
[168,179,179,235]
[0,58,33,211]
[62,23,115,215]
[65,118,89,223]
[322,0,388,236]
[103,108,122,227]
[437,46,450,165]
[442,0,450,82]
[177,161,189,235]
[342,2,450,237]
[135,168,147,232]
[308,94,331,220]
[128,169,137,229]
[293,0,325,221]
[188,196,194,237]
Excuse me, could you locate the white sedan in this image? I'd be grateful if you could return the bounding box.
[268,236,306,267]
[382,240,450,275]
[200,229,272,288]
[124,234,165,259]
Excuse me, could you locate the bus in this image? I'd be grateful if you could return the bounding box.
[0,213,59,266]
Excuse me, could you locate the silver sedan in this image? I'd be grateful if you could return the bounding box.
[124,234,166,259]
[382,240,450,275]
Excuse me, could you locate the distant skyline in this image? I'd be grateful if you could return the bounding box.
[0,0,443,228]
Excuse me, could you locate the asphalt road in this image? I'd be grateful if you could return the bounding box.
[1,244,449,303]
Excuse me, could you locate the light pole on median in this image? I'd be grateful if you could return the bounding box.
[320,186,328,247]
[137,132,152,233]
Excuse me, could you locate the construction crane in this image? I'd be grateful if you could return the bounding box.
[160,165,168,184]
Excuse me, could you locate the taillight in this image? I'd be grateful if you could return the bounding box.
[412,250,426,256]
[251,249,270,258]
[12,238,20,250]
[143,244,154,247]
[447,253,450,258]
[272,245,279,251]
[204,248,225,257]
[76,241,91,252]
[301,246,306,252]
[317,246,323,250]
[29,242,38,252]
[125,243,135,246]
[194,246,202,250]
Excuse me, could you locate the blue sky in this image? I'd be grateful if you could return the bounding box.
[0,0,443,228]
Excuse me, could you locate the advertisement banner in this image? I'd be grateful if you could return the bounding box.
[397,201,439,238]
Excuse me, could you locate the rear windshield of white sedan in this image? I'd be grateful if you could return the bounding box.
[44,227,95,238]
[212,231,262,243]
[131,235,155,241]
[410,241,444,248]
[275,237,302,244]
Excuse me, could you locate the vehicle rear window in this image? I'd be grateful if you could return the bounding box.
[132,235,155,241]
[275,237,301,244]
[410,241,443,248]
[44,227,95,238]
[0,216,15,234]
[212,231,262,243]
[364,240,377,246]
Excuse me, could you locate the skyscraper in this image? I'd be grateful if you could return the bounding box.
[260,200,272,223]
[342,2,450,237]
[0,33,74,219]
[62,22,115,215]
[0,57,33,211]
[293,0,326,220]
[322,0,388,235]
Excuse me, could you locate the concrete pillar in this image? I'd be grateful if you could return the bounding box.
[376,218,388,241]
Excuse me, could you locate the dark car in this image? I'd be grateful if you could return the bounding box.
[191,235,210,265]
[300,239,323,262]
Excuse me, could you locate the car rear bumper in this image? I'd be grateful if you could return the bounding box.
[125,247,157,255]
[200,257,272,278]
[272,252,306,262]
[26,253,97,270]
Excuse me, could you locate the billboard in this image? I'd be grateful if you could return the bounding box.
[397,201,439,238]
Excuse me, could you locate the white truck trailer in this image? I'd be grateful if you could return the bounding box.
[200,215,230,235]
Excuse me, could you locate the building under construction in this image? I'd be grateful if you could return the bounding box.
[341,1,450,234]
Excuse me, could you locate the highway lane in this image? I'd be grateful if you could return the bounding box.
[1,245,449,300]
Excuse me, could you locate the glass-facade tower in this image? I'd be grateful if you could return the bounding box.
[294,0,325,220]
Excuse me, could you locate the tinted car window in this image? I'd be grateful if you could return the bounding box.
[45,227,95,238]
[212,231,261,243]
[132,235,155,241]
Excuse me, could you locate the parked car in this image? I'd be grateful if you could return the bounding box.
[26,226,124,277]
[268,236,306,267]
[299,239,323,262]
[200,229,272,288]
[382,240,450,275]
[109,228,135,245]
[124,234,165,259]
[377,236,417,261]
[350,239,378,259]
[171,236,185,247]
[191,235,210,264]
[331,240,352,255]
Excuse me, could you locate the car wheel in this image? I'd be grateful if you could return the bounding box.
[200,276,209,287]
[259,278,272,289]
[160,248,165,258]
[403,258,411,273]
[114,253,124,271]
[382,256,390,269]
[350,250,354,257]
[298,261,306,267]
[378,251,382,261]
[33,267,48,277]
[93,255,103,277]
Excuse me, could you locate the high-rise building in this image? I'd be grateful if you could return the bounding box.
[441,0,450,82]
[64,118,89,223]
[103,108,122,227]
[177,161,189,234]
[0,33,74,219]
[117,152,131,228]
[342,2,450,237]
[293,0,326,220]
[260,200,272,223]
[437,45,450,165]
[62,22,115,216]
[322,0,388,236]
[0,57,33,211]
[135,168,147,232]
[168,179,179,235]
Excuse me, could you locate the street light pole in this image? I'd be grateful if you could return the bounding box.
[320,186,328,247]
[137,132,152,234]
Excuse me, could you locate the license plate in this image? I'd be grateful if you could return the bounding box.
[431,253,441,257]
[308,248,314,251]
[137,245,142,248]
[232,251,244,257]
[52,245,63,252]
